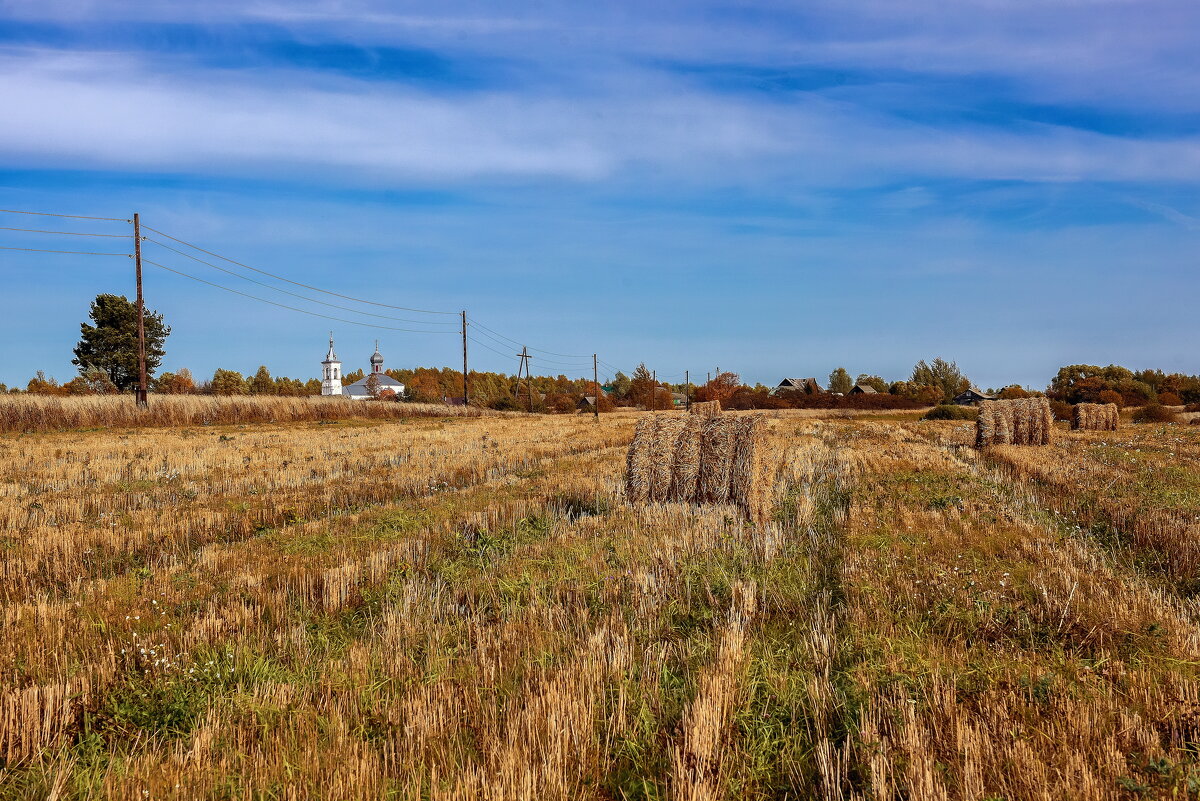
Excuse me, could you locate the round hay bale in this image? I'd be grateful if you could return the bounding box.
[668,416,704,503]
[650,416,687,502]
[698,416,737,505]
[730,415,770,524]
[624,416,657,503]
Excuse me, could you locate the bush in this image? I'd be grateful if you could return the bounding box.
[922,404,979,421]
[1051,401,1074,422]
[1133,403,1178,424]
[1159,392,1183,407]
[1186,403,1200,413]
[1097,390,1123,408]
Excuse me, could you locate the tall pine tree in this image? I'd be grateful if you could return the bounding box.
[72,294,170,391]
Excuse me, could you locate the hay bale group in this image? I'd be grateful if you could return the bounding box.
[625,413,771,523]
[689,400,722,418]
[1072,402,1119,431]
[975,397,1053,447]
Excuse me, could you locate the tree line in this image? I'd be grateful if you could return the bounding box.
[6,294,1198,414]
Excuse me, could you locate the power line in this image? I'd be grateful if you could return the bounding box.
[0,208,130,222]
[0,226,131,238]
[466,334,519,362]
[142,237,459,328]
[0,245,130,256]
[141,224,458,316]
[467,316,592,359]
[143,258,458,334]
[466,323,591,367]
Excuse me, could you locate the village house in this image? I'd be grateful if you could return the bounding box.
[952,387,995,406]
[848,383,878,395]
[771,377,823,395]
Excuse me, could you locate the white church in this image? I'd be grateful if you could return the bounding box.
[321,335,406,400]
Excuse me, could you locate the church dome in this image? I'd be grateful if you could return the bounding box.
[370,342,384,366]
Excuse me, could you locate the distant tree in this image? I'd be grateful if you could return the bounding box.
[609,371,631,400]
[545,392,577,414]
[1159,392,1183,407]
[342,368,365,386]
[210,369,247,395]
[1097,389,1123,408]
[365,373,381,398]
[910,358,970,403]
[914,385,944,405]
[303,378,323,395]
[154,368,196,394]
[997,385,1031,400]
[249,366,276,395]
[827,367,853,394]
[72,294,170,391]
[64,366,119,395]
[406,371,443,403]
[856,374,889,393]
[629,364,659,408]
[694,372,741,405]
[26,371,66,395]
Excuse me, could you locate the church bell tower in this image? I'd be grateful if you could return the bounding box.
[321,333,343,396]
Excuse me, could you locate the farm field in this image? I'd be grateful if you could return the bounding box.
[3,407,1200,799]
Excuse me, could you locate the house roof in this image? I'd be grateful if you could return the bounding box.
[954,387,995,400]
[777,377,822,391]
[344,374,405,396]
[850,383,878,394]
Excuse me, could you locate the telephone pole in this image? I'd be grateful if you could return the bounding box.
[685,369,690,410]
[593,354,599,421]
[133,213,148,408]
[460,311,469,406]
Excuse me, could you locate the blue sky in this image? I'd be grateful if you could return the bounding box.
[1,0,1198,390]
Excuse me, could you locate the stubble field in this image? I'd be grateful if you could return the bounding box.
[3,403,1200,800]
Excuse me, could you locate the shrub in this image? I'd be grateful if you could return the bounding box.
[1097,390,1123,408]
[1133,403,1178,424]
[923,405,978,421]
[1051,401,1074,422]
[1159,392,1183,407]
[1186,403,1200,413]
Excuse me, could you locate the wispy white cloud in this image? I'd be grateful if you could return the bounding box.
[2,49,1198,186]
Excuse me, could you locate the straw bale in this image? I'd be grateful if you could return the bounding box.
[624,416,657,503]
[1039,396,1053,444]
[650,416,687,502]
[1072,402,1119,433]
[976,402,996,448]
[698,416,737,505]
[994,401,1013,445]
[668,416,704,503]
[1012,399,1030,445]
[690,400,722,418]
[729,416,769,524]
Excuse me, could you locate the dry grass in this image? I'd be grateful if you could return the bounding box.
[3,409,1200,798]
[0,394,490,433]
[690,400,722,418]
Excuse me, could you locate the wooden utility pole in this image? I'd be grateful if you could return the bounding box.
[593,354,599,421]
[460,311,469,406]
[133,213,148,408]
[685,369,690,410]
